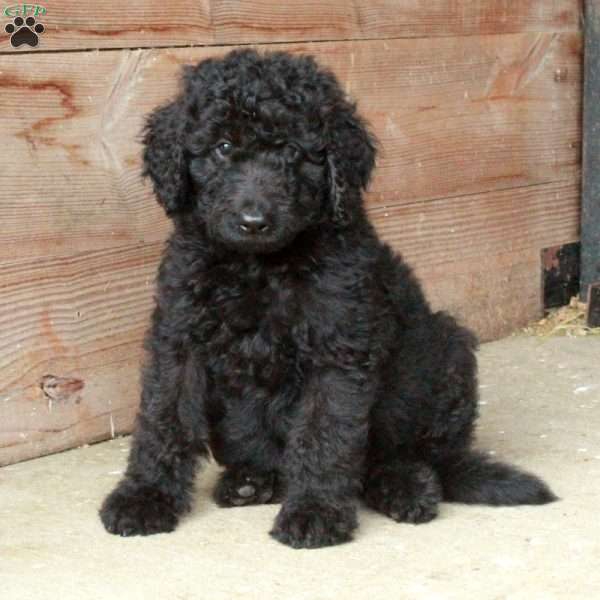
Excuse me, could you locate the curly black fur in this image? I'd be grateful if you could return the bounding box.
[99,49,556,548]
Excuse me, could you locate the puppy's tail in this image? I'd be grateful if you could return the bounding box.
[437,451,557,506]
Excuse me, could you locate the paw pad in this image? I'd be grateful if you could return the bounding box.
[214,469,280,507]
[5,16,45,48]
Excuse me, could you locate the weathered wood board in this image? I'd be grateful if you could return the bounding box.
[0,34,582,264]
[0,243,159,465]
[0,33,582,464]
[0,1,582,52]
[372,180,581,337]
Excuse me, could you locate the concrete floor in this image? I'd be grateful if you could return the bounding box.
[2,336,599,600]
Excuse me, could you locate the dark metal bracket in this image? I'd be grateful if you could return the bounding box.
[542,243,581,309]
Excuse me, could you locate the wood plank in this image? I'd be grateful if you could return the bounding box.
[318,33,582,204]
[0,1,582,52]
[369,180,580,270]
[0,361,138,466]
[0,34,584,464]
[369,179,581,339]
[0,179,580,464]
[0,243,160,465]
[0,243,159,392]
[0,50,171,263]
[419,247,544,341]
[0,34,582,263]
[213,0,583,44]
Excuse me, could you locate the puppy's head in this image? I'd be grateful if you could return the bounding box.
[143,49,376,254]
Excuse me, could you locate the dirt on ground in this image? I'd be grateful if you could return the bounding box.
[520,296,600,338]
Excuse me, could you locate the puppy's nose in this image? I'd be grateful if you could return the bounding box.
[239,211,270,235]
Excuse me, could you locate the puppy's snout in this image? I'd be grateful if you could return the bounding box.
[239,211,271,235]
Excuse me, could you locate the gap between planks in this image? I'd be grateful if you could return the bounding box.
[0,28,583,58]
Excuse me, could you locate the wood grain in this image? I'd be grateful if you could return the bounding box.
[370,179,581,338]
[0,360,138,466]
[0,34,583,464]
[0,243,160,465]
[0,179,580,464]
[0,1,582,52]
[370,180,580,270]
[0,34,582,263]
[213,0,583,44]
[0,178,580,464]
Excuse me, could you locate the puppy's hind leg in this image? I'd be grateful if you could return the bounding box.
[386,311,556,509]
[363,311,478,525]
[363,458,442,524]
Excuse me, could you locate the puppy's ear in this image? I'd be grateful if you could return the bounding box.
[142,99,189,216]
[326,109,377,227]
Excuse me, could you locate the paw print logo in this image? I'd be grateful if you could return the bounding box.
[5,15,45,48]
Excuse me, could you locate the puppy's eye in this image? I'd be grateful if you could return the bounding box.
[283,143,302,163]
[214,141,234,159]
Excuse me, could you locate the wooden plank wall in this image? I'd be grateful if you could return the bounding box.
[0,1,583,465]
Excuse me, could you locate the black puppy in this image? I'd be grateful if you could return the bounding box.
[100,49,556,548]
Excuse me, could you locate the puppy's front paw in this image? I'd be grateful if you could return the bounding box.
[99,484,179,536]
[270,499,357,549]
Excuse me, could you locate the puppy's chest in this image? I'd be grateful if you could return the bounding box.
[192,268,305,393]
